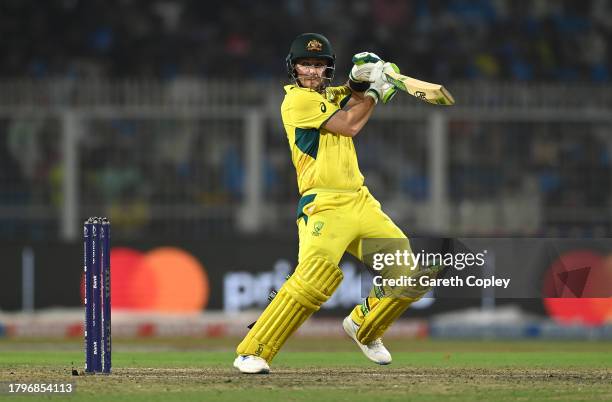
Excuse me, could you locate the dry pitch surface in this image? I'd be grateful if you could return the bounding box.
[0,338,610,401]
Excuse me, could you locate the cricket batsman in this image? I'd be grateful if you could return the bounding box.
[234,33,438,374]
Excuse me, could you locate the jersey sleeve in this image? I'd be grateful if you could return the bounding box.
[326,85,352,109]
[286,90,338,129]
[325,86,352,103]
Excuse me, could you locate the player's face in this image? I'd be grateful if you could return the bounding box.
[295,58,328,90]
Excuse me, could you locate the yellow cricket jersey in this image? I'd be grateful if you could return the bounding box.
[281,84,365,195]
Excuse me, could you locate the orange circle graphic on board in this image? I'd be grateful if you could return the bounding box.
[131,247,209,312]
[93,246,209,312]
[110,247,151,310]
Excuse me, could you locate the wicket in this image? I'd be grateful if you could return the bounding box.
[84,217,112,374]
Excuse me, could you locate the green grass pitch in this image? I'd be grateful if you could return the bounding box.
[0,338,610,401]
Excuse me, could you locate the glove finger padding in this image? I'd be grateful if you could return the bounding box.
[350,52,383,83]
[368,62,400,104]
[352,51,382,65]
[382,62,401,104]
[381,87,397,104]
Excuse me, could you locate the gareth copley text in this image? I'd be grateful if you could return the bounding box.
[373,275,511,289]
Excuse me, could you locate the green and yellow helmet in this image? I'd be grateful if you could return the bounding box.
[286,33,336,86]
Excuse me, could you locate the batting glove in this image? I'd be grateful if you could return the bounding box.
[365,62,400,104]
[350,52,383,83]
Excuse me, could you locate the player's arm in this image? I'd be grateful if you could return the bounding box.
[324,61,398,137]
[341,80,367,109]
[322,96,376,137]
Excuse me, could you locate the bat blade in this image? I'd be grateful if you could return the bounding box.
[384,71,455,106]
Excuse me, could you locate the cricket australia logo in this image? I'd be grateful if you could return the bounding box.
[306,39,323,52]
[312,221,325,236]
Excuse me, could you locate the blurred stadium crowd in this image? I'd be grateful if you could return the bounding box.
[1,0,612,240]
[1,0,611,82]
[1,112,610,239]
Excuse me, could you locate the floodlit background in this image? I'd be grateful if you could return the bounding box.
[1,0,611,340]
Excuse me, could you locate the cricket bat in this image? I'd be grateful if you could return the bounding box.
[384,70,455,106]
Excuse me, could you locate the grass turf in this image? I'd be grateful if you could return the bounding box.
[0,338,610,401]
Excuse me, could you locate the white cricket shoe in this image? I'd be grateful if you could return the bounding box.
[343,316,392,365]
[233,355,270,374]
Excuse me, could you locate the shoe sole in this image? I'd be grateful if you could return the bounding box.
[342,317,391,365]
[233,358,270,374]
[237,368,270,374]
